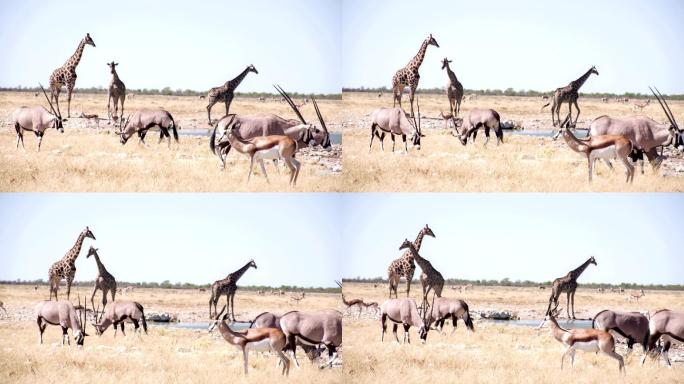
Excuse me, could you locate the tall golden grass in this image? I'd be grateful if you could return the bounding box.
[342,282,683,383]
[342,92,684,192]
[0,92,342,192]
[0,285,343,384]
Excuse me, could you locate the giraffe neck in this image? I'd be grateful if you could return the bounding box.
[92,253,109,276]
[569,258,593,280]
[571,68,594,92]
[228,261,252,282]
[111,69,120,82]
[405,243,430,270]
[407,39,430,70]
[225,67,251,88]
[64,39,87,70]
[64,232,87,264]
[413,228,428,251]
[445,63,458,84]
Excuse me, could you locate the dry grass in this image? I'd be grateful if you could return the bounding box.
[342,282,683,384]
[0,92,342,192]
[0,284,343,384]
[341,92,684,192]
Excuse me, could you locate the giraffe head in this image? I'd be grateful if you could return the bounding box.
[83,226,96,240]
[249,259,258,269]
[589,65,599,76]
[426,34,439,48]
[86,246,98,259]
[83,33,96,47]
[247,64,259,74]
[423,224,435,238]
[441,57,452,70]
[398,238,413,251]
[107,61,119,74]
[588,256,597,266]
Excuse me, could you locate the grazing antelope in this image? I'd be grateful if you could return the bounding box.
[279,310,342,368]
[452,108,504,147]
[35,297,89,346]
[92,300,147,337]
[199,288,207,293]
[429,297,475,335]
[539,286,547,290]
[221,118,301,186]
[601,97,609,103]
[554,123,635,183]
[210,305,290,376]
[540,310,624,373]
[641,309,684,367]
[79,112,100,128]
[380,297,432,344]
[13,85,65,151]
[342,294,364,317]
[628,289,645,302]
[363,301,380,317]
[117,109,178,147]
[592,309,649,352]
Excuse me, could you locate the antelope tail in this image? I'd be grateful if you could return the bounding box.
[169,117,179,142]
[209,122,219,155]
[135,302,148,334]
[462,302,475,332]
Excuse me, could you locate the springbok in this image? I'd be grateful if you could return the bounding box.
[335,280,363,317]
[13,85,65,150]
[380,297,432,344]
[632,99,650,112]
[220,117,301,186]
[554,123,634,183]
[641,309,684,367]
[92,300,147,337]
[35,297,89,346]
[279,310,342,368]
[539,310,625,374]
[369,104,422,153]
[629,289,645,302]
[592,309,649,353]
[289,292,305,304]
[210,305,290,376]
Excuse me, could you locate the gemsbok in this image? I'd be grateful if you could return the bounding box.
[539,310,625,374]
[210,305,290,376]
[117,108,178,147]
[641,309,684,367]
[592,309,649,353]
[91,300,148,337]
[554,123,634,183]
[380,297,432,344]
[35,297,89,346]
[279,310,342,368]
[220,116,301,186]
[13,85,65,151]
[429,297,475,335]
[452,108,504,147]
[369,104,422,153]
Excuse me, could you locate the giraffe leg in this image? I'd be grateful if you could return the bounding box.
[120,95,125,128]
[66,277,73,300]
[572,100,581,128]
[66,84,74,118]
[409,88,416,118]
[225,96,233,116]
[406,279,411,298]
[107,94,112,123]
[571,290,576,319]
[206,99,218,125]
[230,293,236,321]
[91,286,99,319]
[566,291,571,319]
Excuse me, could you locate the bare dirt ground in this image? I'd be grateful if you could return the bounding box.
[342,92,684,192]
[0,284,343,383]
[0,92,342,192]
[342,282,683,384]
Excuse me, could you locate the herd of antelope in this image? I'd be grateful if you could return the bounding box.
[368,33,683,184]
[10,33,334,187]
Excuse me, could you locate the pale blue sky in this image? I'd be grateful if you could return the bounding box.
[341,194,684,285]
[0,194,342,287]
[0,0,341,93]
[343,0,684,94]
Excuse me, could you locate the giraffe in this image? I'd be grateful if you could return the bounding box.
[392,34,439,118]
[209,259,257,321]
[441,57,464,118]
[49,33,96,118]
[399,239,444,308]
[387,224,435,299]
[86,246,116,316]
[546,256,597,320]
[205,64,258,124]
[541,66,599,128]
[47,227,96,301]
[106,61,126,125]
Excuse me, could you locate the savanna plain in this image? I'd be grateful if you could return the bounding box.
[342,282,683,384]
[0,284,342,383]
[0,92,342,192]
[342,92,684,192]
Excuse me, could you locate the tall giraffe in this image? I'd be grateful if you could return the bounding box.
[399,239,444,306]
[209,259,257,320]
[106,61,126,125]
[387,224,435,299]
[86,246,116,315]
[205,64,258,124]
[541,66,599,127]
[47,227,96,300]
[546,256,597,319]
[392,34,439,118]
[49,33,96,118]
[441,57,464,118]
